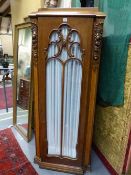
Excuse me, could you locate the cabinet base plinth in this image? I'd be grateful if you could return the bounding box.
[34,156,84,174]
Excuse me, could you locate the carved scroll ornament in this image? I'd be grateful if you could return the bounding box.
[93,20,104,62]
[31,24,38,65]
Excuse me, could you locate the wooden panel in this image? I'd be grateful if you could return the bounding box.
[38,17,93,166]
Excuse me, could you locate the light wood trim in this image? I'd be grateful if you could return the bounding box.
[13,22,33,142]
[29,8,106,17]
[14,125,29,142]
[34,156,84,175]
[13,24,19,126]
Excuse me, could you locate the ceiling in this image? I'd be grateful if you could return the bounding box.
[0,0,10,17]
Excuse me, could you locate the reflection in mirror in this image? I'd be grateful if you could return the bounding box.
[13,23,32,142]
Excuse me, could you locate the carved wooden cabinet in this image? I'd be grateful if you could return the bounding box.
[29,8,105,174]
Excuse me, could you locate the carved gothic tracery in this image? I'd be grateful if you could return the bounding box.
[45,23,84,64]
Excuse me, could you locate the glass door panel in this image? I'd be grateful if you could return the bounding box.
[46,24,83,158]
[46,60,62,155]
[62,60,82,158]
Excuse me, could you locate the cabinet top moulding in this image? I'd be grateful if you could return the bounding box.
[29,8,106,18]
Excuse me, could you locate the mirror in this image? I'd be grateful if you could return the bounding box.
[13,23,33,142]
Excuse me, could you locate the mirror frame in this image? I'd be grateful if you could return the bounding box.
[13,22,33,142]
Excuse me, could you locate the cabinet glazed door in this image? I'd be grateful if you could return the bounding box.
[38,17,94,166]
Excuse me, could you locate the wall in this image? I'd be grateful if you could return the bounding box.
[94,44,131,174]
[10,0,44,31]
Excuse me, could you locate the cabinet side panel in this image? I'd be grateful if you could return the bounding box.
[31,19,40,158]
[83,17,105,169]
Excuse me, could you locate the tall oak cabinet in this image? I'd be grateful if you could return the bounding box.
[29,8,105,174]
